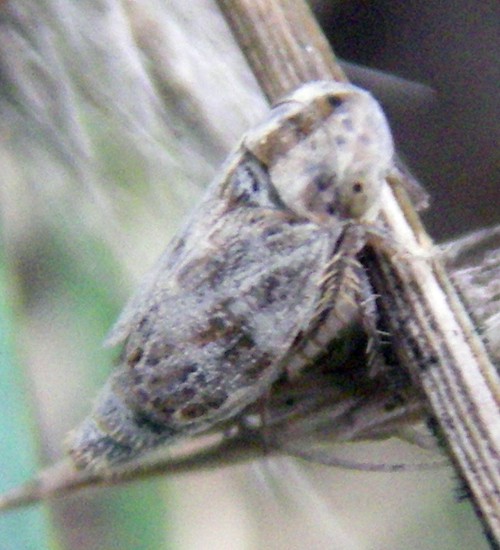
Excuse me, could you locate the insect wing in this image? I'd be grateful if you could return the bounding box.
[112,206,331,432]
[105,178,228,349]
[70,152,334,470]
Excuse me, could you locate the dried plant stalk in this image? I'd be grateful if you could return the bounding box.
[215,0,346,100]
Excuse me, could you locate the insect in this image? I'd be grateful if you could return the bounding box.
[67,81,397,473]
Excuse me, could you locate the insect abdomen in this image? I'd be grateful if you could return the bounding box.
[67,382,176,471]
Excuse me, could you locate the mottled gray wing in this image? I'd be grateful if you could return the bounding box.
[111,204,332,433]
[105,150,292,348]
[69,153,339,471]
[70,206,334,470]
[105,179,227,349]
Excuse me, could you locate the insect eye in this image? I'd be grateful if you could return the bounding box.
[327,95,344,109]
[352,182,363,194]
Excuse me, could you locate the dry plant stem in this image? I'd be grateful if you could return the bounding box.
[215,0,500,541]
[0,435,265,512]
[366,197,500,531]
[215,0,346,100]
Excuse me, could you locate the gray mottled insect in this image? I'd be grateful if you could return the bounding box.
[68,81,397,472]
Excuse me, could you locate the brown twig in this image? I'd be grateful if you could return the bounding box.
[215,0,500,542]
[215,0,346,101]
[0,435,266,512]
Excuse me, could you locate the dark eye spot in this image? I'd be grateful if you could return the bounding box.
[195,371,207,385]
[352,182,363,193]
[327,95,343,108]
[326,202,336,215]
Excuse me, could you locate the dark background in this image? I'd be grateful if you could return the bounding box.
[314,0,499,239]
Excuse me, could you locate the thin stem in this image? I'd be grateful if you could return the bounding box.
[215,0,346,101]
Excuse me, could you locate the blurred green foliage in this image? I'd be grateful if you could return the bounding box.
[0,256,54,550]
[2,224,175,550]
